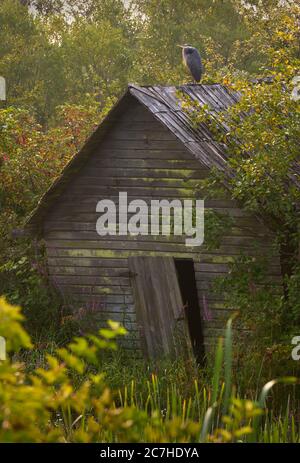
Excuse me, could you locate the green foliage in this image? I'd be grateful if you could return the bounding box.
[0,247,64,342]
[0,0,133,123]
[214,255,283,333]
[185,2,300,232]
[286,265,300,327]
[0,0,277,123]
[0,0,66,123]
[203,209,234,250]
[212,254,300,386]
[0,0,300,444]
[177,1,300,382]
[0,296,32,352]
[131,0,256,84]
[0,297,299,443]
[0,99,109,343]
[0,101,103,236]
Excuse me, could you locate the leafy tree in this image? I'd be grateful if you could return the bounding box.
[60,18,133,104]
[188,1,300,353]
[130,0,259,85]
[0,0,134,122]
[0,0,67,123]
[0,100,104,232]
[0,0,281,122]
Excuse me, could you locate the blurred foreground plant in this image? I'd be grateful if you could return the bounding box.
[0,297,298,443]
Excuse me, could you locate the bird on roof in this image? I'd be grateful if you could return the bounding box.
[178,45,203,83]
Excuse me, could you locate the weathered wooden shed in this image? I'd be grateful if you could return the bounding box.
[26,84,282,360]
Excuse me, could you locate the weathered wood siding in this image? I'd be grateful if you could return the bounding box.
[43,97,281,350]
[128,256,190,358]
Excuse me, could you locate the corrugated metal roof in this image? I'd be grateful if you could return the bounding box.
[129,84,238,172]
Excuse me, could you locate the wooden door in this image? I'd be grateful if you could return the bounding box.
[128,256,191,359]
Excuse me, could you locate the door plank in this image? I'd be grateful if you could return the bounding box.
[128,256,190,358]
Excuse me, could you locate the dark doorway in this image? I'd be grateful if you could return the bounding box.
[174,259,205,365]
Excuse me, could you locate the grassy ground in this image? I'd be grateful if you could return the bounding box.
[16,324,300,443]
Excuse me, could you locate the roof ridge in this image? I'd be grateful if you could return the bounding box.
[128,82,225,90]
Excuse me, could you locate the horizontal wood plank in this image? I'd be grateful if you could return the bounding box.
[41,98,281,350]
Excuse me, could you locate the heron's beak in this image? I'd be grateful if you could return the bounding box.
[177,45,184,48]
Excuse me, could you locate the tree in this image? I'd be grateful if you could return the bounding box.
[0,0,67,124]
[130,0,259,85]
[191,1,300,338]
[0,0,135,123]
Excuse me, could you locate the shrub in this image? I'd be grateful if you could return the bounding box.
[0,296,299,443]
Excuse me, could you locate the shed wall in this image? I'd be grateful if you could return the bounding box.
[43,98,281,350]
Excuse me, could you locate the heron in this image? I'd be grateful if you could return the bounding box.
[178,45,203,83]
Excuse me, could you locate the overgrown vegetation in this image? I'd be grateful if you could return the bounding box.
[180,0,300,382]
[0,297,299,443]
[0,0,299,443]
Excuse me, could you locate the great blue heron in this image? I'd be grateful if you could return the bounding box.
[178,45,203,83]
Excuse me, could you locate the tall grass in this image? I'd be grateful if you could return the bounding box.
[17,316,300,442]
[111,318,299,442]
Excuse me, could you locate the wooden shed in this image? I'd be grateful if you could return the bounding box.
[26,84,281,360]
